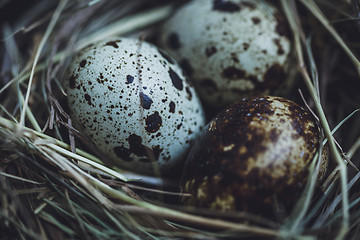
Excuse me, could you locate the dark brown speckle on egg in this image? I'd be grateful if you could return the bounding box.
[139,92,153,110]
[167,33,181,50]
[179,59,194,76]
[273,38,285,55]
[126,74,134,84]
[84,94,92,106]
[169,67,183,90]
[145,111,163,133]
[275,11,291,39]
[205,46,217,57]
[213,0,240,12]
[79,59,87,68]
[222,66,246,80]
[185,86,193,101]
[169,101,176,113]
[242,43,250,51]
[251,17,261,24]
[105,40,120,48]
[262,64,285,90]
[113,146,132,162]
[128,134,148,157]
[69,74,77,89]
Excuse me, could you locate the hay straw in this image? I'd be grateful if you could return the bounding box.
[20,0,68,127]
[0,115,284,239]
[75,4,173,51]
[0,87,284,238]
[281,1,350,238]
[0,116,127,181]
[299,0,360,76]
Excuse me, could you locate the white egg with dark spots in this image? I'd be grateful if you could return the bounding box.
[159,0,292,108]
[65,38,206,174]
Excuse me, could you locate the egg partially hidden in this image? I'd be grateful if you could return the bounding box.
[160,0,292,108]
[181,96,328,216]
[65,38,205,174]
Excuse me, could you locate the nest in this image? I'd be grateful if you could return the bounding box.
[1,0,360,239]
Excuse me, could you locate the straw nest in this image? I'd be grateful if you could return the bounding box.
[1,0,360,239]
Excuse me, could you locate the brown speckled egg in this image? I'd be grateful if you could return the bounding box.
[65,38,205,175]
[159,0,293,109]
[181,96,327,216]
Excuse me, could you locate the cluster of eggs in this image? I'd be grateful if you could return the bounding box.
[65,0,327,217]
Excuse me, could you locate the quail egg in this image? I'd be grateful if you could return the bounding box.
[159,0,292,109]
[181,96,328,216]
[65,38,206,174]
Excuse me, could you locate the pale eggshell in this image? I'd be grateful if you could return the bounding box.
[65,38,205,174]
[159,0,292,108]
[181,96,327,216]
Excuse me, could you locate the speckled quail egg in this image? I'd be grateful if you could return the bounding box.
[159,0,292,109]
[65,38,206,174]
[181,96,328,216]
